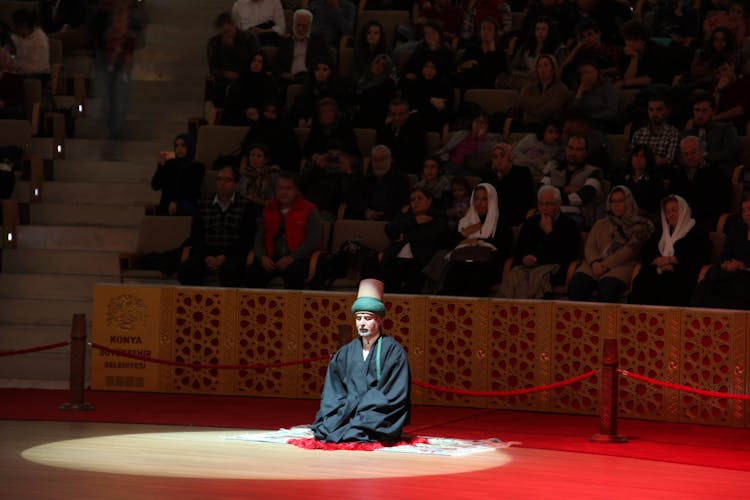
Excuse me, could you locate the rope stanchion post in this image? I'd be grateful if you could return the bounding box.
[59,313,94,411]
[337,324,352,349]
[591,337,626,443]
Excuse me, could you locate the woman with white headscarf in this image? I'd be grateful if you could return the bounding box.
[441,183,512,296]
[629,195,710,306]
[568,185,654,302]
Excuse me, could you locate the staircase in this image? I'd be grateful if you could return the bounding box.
[0,0,222,385]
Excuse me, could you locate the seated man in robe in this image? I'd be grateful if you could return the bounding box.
[311,279,411,443]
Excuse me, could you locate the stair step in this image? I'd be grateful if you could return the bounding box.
[52,160,154,183]
[29,203,146,227]
[17,225,138,252]
[85,97,205,122]
[2,249,121,275]
[62,138,165,162]
[0,273,118,300]
[75,117,189,141]
[15,181,158,205]
[0,324,74,350]
[127,80,205,101]
[0,298,93,326]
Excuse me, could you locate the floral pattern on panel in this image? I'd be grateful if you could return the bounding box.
[173,290,222,392]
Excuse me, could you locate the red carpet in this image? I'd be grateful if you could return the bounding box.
[2,388,749,472]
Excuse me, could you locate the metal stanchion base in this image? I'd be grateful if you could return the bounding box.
[590,433,628,443]
[58,402,95,411]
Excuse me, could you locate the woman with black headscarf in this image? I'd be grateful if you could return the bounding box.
[151,133,205,216]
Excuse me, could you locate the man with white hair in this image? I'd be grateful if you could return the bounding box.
[344,145,410,221]
[273,9,328,85]
[231,0,285,45]
[312,278,411,443]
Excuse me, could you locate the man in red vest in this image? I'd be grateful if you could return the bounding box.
[245,172,322,289]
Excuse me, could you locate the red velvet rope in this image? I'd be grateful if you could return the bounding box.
[90,342,330,370]
[619,370,750,400]
[0,341,70,357]
[411,370,598,397]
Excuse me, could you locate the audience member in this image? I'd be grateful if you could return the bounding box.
[402,21,455,81]
[435,111,501,176]
[291,57,352,127]
[702,0,746,47]
[344,145,410,221]
[497,185,581,298]
[522,0,578,47]
[221,51,280,126]
[178,166,258,287]
[519,54,570,130]
[460,0,512,43]
[400,55,453,133]
[690,26,739,86]
[684,89,740,176]
[151,133,205,216]
[610,144,666,222]
[541,134,604,229]
[301,97,360,166]
[377,99,428,176]
[711,59,750,135]
[354,54,397,128]
[615,20,663,89]
[10,9,50,78]
[629,195,709,306]
[245,172,322,289]
[241,101,301,172]
[308,0,356,49]
[483,143,535,226]
[571,60,619,131]
[559,19,618,89]
[512,117,563,183]
[630,94,681,169]
[414,156,451,204]
[444,175,471,230]
[510,17,566,77]
[691,196,750,310]
[668,136,731,229]
[441,182,512,296]
[239,143,281,206]
[456,17,509,90]
[206,12,260,108]
[231,0,286,45]
[353,20,389,79]
[414,0,465,42]
[568,185,654,302]
[571,0,632,46]
[650,0,699,45]
[380,186,452,293]
[273,9,329,86]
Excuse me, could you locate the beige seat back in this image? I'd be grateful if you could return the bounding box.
[331,219,390,252]
[195,125,249,166]
[136,216,193,254]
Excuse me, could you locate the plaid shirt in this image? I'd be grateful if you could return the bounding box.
[631,123,681,165]
[190,194,255,258]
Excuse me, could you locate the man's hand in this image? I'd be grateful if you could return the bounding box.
[522,254,537,267]
[415,214,433,224]
[365,208,384,220]
[261,256,276,272]
[592,261,608,278]
[275,255,294,271]
[540,214,553,234]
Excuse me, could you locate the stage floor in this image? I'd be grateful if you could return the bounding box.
[2,421,748,499]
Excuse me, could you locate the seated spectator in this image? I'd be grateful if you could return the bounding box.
[245,172,322,289]
[291,57,353,127]
[221,51,280,126]
[240,100,301,172]
[344,145,410,221]
[629,195,709,306]
[151,133,205,216]
[483,143,535,226]
[559,19,618,89]
[559,111,609,172]
[301,97,360,169]
[519,54,570,130]
[273,9,329,87]
[231,0,285,46]
[402,21,455,82]
[615,20,663,90]
[444,175,471,230]
[703,0,746,48]
[541,134,604,229]
[650,0,699,46]
[400,55,453,133]
[414,0,465,42]
[510,16,566,79]
[206,12,260,107]
[380,187,452,293]
[668,136,731,230]
[41,0,89,53]
[684,89,740,176]
[415,156,451,204]
[690,27,739,86]
[521,0,578,47]
[352,20,389,79]
[712,59,750,135]
[239,143,280,207]
[178,166,258,287]
[308,0,355,49]
[512,117,563,183]
[610,144,666,222]
[0,48,25,119]
[435,110,502,176]
[10,9,50,78]
[571,60,619,132]
[354,54,397,129]
[377,99,428,176]
[460,0,512,44]
[691,195,750,310]
[496,185,581,298]
[570,0,633,47]
[456,17,509,90]
[441,182,512,296]
[568,185,654,302]
[629,94,681,169]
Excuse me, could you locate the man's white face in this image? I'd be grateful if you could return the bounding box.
[355,312,381,338]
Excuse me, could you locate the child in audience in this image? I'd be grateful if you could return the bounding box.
[444,175,471,230]
[415,156,451,205]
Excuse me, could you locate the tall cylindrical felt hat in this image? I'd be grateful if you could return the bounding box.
[351,278,386,317]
